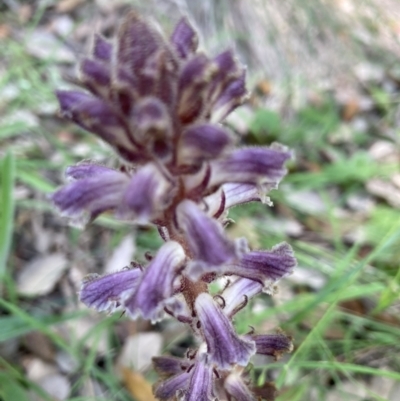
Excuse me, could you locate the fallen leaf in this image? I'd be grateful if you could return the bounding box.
[117,332,163,371]
[366,179,400,208]
[121,367,156,401]
[17,253,68,297]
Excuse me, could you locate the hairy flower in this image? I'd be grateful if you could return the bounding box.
[52,11,295,401]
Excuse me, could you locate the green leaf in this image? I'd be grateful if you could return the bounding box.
[0,152,15,278]
[0,373,30,401]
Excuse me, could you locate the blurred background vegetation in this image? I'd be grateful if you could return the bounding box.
[0,0,400,400]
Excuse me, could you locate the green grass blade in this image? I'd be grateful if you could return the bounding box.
[0,152,15,278]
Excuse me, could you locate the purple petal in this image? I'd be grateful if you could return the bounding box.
[251,333,293,358]
[185,354,213,401]
[177,54,216,124]
[208,50,243,105]
[209,145,292,189]
[154,372,190,401]
[176,200,238,271]
[223,183,271,208]
[195,293,256,369]
[222,278,263,316]
[124,241,186,322]
[117,12,165,75]
[56,90,142,163]
[51,169,129,225]
[92,34,112,61]
[178,123,233,165]
[224,243,296,290]
[65,162,117,180]
[170,17,198,59]
[79,58,111,97]
[211,69,248,122]
[80,267,141,313]
[120,163,172,223]
[153,356,190,377]
[131,97,173,153]
[225,372,256,401]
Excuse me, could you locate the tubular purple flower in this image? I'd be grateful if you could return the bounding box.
[153,371,190,401]
[80,267,142,313]
[176,200,239,268]
[211,69,247,122]
[92,34,112,60]
[209,145,291,189]
[56,90,142,163]
[65,162,118,180]
[184,353,214,401]
[177,54,217,124]
[153,356,190,377]
[251,333,293,358]
[131,97,173,159]
[170,17,199,59]
[178,123,233,166]
[195,293,256,369]
[124,241,186,322]
[224,371,256,401]
[79,58,111,98]
[120,163,173,223]
[225,243,296,290]
[116,12,165,76]
[222,278,263,317]
[51,168,129,225]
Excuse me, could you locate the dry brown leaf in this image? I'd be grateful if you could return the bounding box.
[121,367,156,401]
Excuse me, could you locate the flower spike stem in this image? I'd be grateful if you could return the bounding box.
[52,11,296,401]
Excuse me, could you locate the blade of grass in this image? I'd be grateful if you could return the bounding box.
[0,152,15,280]
[276,221,400,388]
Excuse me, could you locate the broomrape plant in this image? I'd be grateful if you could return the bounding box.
[52,12,296,401]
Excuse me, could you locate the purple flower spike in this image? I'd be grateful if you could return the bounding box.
[179,123,233,165]
[225,371,256,401]
[51,168,129,225]
[177,200,238,270]
[121,163,172,223]
[80,267,141,313]
[185,354,214,401]
[154,371,190,401]
[225,243,296,291]
[170,17,199,59]
[53,13,296,401]
[251,333,293,359]
[222,278,263,317]
[195,293,256,369]
[210,145,292,189]
[125,241,186,322]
